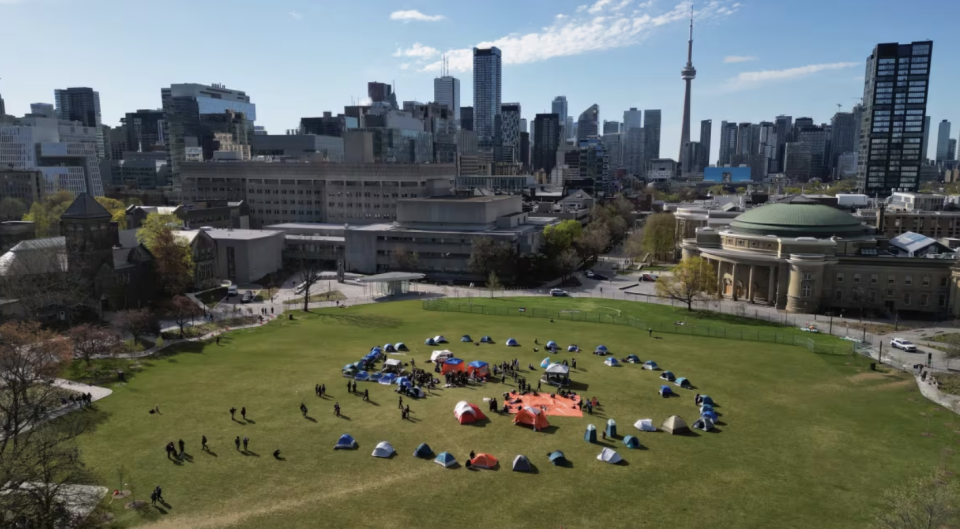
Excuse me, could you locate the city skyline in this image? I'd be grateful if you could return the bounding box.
[0,0,958,165]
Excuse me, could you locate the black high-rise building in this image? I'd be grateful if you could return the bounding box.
[123,109,167,152]
[857,41,933,194]
[460,106,474,131]
[699,119,712,168]
[300,112,345,136]
[55,87,104,158]
[533,113,561,174]
[519,132,530,168]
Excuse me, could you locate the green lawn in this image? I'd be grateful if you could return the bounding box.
[74,299,960,529]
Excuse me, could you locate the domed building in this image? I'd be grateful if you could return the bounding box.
[681,198,956,315]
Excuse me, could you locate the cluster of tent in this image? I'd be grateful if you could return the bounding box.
[658,371,693,389]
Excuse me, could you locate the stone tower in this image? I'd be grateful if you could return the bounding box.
[59,193,118,276]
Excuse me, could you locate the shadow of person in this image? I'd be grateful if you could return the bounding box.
[245,419,256,424]
[204,450,218,457]
[305,416,317,423]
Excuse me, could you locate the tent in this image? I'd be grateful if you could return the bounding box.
[659,385,674,397]
[395,343,407,351]
[584,424,598,443]
[371,347,382,355]
[700,404,714,413]
[604,357,620,367]
[425,338,437,346]
[660,371,676,382]
[623,435,640,449]
[434,452,457,468]
[541,363,571,387]
[454,401,487,424]
[700,395,715,406]
[597,447,622,464]
[693,417,715,431]
[442,358,466,374]
[334,434,357,450]
[675,377,692,389]
[595,345,609,355]
[514,406,551,431]
[430,350,454,363]
[382,358,403,374]
[546,340,558,350]
[480,336,493,343]
[634,419,657,432]
[413,443,433,458]
[700,410,718,422]
[625,354,641,364]
[466,360,489,378]
[548,451,568,465]
[512,455,532,472]
[368,372,383,382]
[406,387,426,399]
[434,335,447,343]
[540,357,552,369]
[342,364,358,377]
[506,338,519,347]
[354,371,370,381]
[605,419,617,438]
[384,343,397,353]
[643,360,659,370]
[396,376,412,388]
[567,345,579,352]
[662,415,690,435]
[379,373,398,385]
[371,441,395,458]
[461,335,472,342]
[470,453,498,469]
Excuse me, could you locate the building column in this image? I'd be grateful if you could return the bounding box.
[731,263,739,301]
[716,260,724,299]
[767,266,776,305]
[748,265,756,303]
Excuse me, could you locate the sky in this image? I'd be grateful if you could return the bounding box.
[1,0,957,164]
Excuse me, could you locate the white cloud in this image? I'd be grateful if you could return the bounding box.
[723,55,756,63]
[414,0,738,73]
[389,10,444,22]
[724,62,859,90]
[393,43,440,58]
[288,11,303,20]
[399,63,412,70]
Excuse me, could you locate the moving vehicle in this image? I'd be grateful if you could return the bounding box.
[890,338,917,352]
[550,289,569,297]
[641,273,659,282]
[227,285,238,297]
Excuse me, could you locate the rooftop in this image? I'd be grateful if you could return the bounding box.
[205,229,282,241]
[401,195,514,203]
[730,203,868,238]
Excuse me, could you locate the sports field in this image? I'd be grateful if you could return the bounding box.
[72,299,958,528]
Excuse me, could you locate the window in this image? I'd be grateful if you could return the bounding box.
[871,274,878,284]
[903,293,911,305]
[939,294,947,307]
[836,273,844,284]
[801,284,812,298]
[886,289,894,298]
[853,274,861,284]
[868,290,877,302]
[941,277,948,287]
[905,275,913,286]
[835,290,843,301]
[802,273,814,281]
[888,275,895,285]
[920,293,929,306]
[922,276,930,287]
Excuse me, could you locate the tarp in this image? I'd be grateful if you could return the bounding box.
[379,373,397,385]
[514,406,551,431]
[470,453,498,469]
[461,335,472,342]
[567,345,579,352]
[481,336,493,343]
[623,435,640,448]
[676,377,692,388]
[434,452,457,468]
[414,443,433,458]
[597,447,622,464]
[371,441,395,458]
[454,401,486,424]
[512,455,532,472]
[700,395,715,406]
[659,385,674,397]
[434,335,446,343]
[382,359,403,373]
[371,347,382,355]
[442,358,466,374]
[700,410,718,421]
[334,434,357,450]
[395,342,407,350]
[548,451,567,465]
[354,371,370,381]
[662,415,690,435]
[605,419,617,438]
[643,361,659,370]
[546,341,558,349]
[584,424,598,443]
[540,357,552,368]
[368,372,383,382]
[693,417,715,431]
[660,371,676,381]
[466,360,489,378]
[634,419,657,432]
[625,354,641,364]
[604,357,620,367]
[506,338,519,347]
[430,350,454,362]
[425,338,437,346]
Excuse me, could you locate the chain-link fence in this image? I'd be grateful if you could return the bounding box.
[422,299,856,355]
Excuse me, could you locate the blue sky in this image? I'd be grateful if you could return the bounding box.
[1,0,957,163]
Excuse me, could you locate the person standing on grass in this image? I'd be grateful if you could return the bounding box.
[363,389,369,402]
[230,407,236,420]
[235,436,241,451]
[301,403,308,417]
[155,486,163,503]
[347,381,352,394]
[202,435,208,452]
[398,396,403,409]
[178,439,185,458]
[243,436,249,451]
[151,490,158,507]
[352,381,357,393]
[321,384,326,396]
[241,407,247,421]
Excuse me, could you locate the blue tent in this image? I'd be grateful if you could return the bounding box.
[540,357,552,368]
[379,373,397,385]
[480,336,493,343]
[512,455,532,472]
[368,372,383,382]
[371,346,382,354]
[334,434,357,450]
[659,385,674,397]
[568,345,579,352]
[700,395,715,406]
[660,371,676,381]
[625,354,641,364]
[604,357,620,367]
[467,360,489,378]
[623,435,640,449]
[506,338,519,347]
[584,424,598,443]
[397,376,412,388]
[461,335,472,342]
[676,377,692,389]
[546,340,558,349]
[354,371,370,381]
[548,450,568,465]
[700,403,714,413]
[595,345,609,354]
[384,343,396,353]
[700,410,718,421]
[643,360,659,370]
[605,419,617,438]
[395,343,407,351]
[434,452,457,468]
[413,443,433,458]
[425,338,437,346]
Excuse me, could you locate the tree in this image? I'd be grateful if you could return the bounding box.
[707,185,727,196]
[576,223,611,265]
[468,237,516,283]
[486,271,503,292]
[557,248,580,281]
[68,324,117,365]
[294,247,321,312]
[390,246,420,271]
[874,470,960,529]
[169,295,203,338]
[0,240,92,321]
[95,196,128,230]
[0,197,27,221]
[642,213,676,262]
[136,212,184,250]
[21,190,75,238]
[543,220,583,254]
[149,228,195,295]
[623,230,645,260]
[115,308,155,346]
[654,256,718,311]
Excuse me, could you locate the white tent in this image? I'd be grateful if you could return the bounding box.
[597,447,622,464]
[382,359,403,373]
[454,401,478,422]
[634,419,657,432]
[544,363,570,375]
[434,335,446,343]
[430,350,454,362]
[371,441,395,458]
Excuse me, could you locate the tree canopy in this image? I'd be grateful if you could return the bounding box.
[654,256,717,311]
[642,213,676,262]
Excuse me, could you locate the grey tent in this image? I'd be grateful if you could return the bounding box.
[512,455,532,472]
[662,415,690,435]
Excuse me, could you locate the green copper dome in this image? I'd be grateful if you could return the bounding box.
[729,203,868,238]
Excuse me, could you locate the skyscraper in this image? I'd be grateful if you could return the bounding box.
[368,82,395,107]
[54,87,104,159]
[123,109,167,152]
[678,14,696,160]
[500,103,522,163]
[857,41,933,194]
[433,73,460,127]
[532,113,561,174]
[643,109,662,165]
[552,96,568,137]
[565,117,574,140]
[774,115,793,172]
[830,112,858,173]
[30,103,55,117]
[948,139,957,162]
[577,105,599,141]
[699,119,712,168]
[0,92,5,116]
[718,121,738,166]
[623,108,642,130]
[921,116,932,161]
[460,107,473,131]
[936,119,952,162]
[473,47,502,146]
[603,121,621,134]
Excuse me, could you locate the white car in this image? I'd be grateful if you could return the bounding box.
[890,338,917,352]
[550,289,569,297]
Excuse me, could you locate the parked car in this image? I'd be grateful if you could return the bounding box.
[227,285,238,297]
[890,338,917,352]
[586,270,609,281]
[550,289,569,297]
[641,273,659,282]
[241,291,253,303]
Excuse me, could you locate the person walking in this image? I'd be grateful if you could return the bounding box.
[352,381,357,393]
[334,402,340,417]
[398,396,403,409]
[234,436,241,451]
[230,407,236,420]
[273,449,281,459]
[216,335,221,345]
[363,389,369,402]
[155,486,163,503]
[321,384,326,396]
[347,381,352,394]
[315,384,320,396]
[202,435,208,452]
[241,407,247,421]
[151,490,158,507]
[242,436,249,451]
[301,403,308,417]
[648,328,653,337]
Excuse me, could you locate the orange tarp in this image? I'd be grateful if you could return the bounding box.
[502,392,582,418]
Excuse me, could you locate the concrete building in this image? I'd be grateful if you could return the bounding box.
[647,158,677,181]
[54,87,105,159]
[204,228,283,285]
[0,167,43,212]
[251,134,344,162]
[500,103,521,164]
[830,112,858,173]
[104,151,170,189]
[889,192,944,212]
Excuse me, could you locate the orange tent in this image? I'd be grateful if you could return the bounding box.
[470,453,499,469]
[513,406,551,431]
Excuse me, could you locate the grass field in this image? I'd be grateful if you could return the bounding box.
[73,299,960,529]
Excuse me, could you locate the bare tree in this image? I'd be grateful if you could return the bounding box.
[294,247,321,312]
[169,296,203,338]
[114,308,155,346]
[0,243,92,322]
[557,248,580,282]
[575,224,610,266]
[874,469,960,529]
[67,324,118,365]
[390,246,420,272]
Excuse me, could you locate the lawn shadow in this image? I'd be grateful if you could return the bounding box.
[592,440,616,448]
[339,415,351,420]
[243,450,260,457]
[616,459,630,466]
[232,419,245,425]
[539,425,560,435]
[305,416,317,423]
[705,427,723,434]
[204,450,218,457]
[551,460,574,469]
[366,400,380,406]
[525,463,540,474]
[275,456,287,461]
[168,458,182,466]
[244,419,256,424]
[154,506,168,515]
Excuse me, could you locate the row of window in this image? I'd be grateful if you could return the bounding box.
[836,273,947,288]
[833,289,946,307]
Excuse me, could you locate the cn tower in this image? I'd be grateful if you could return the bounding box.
[678,13,696,160]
